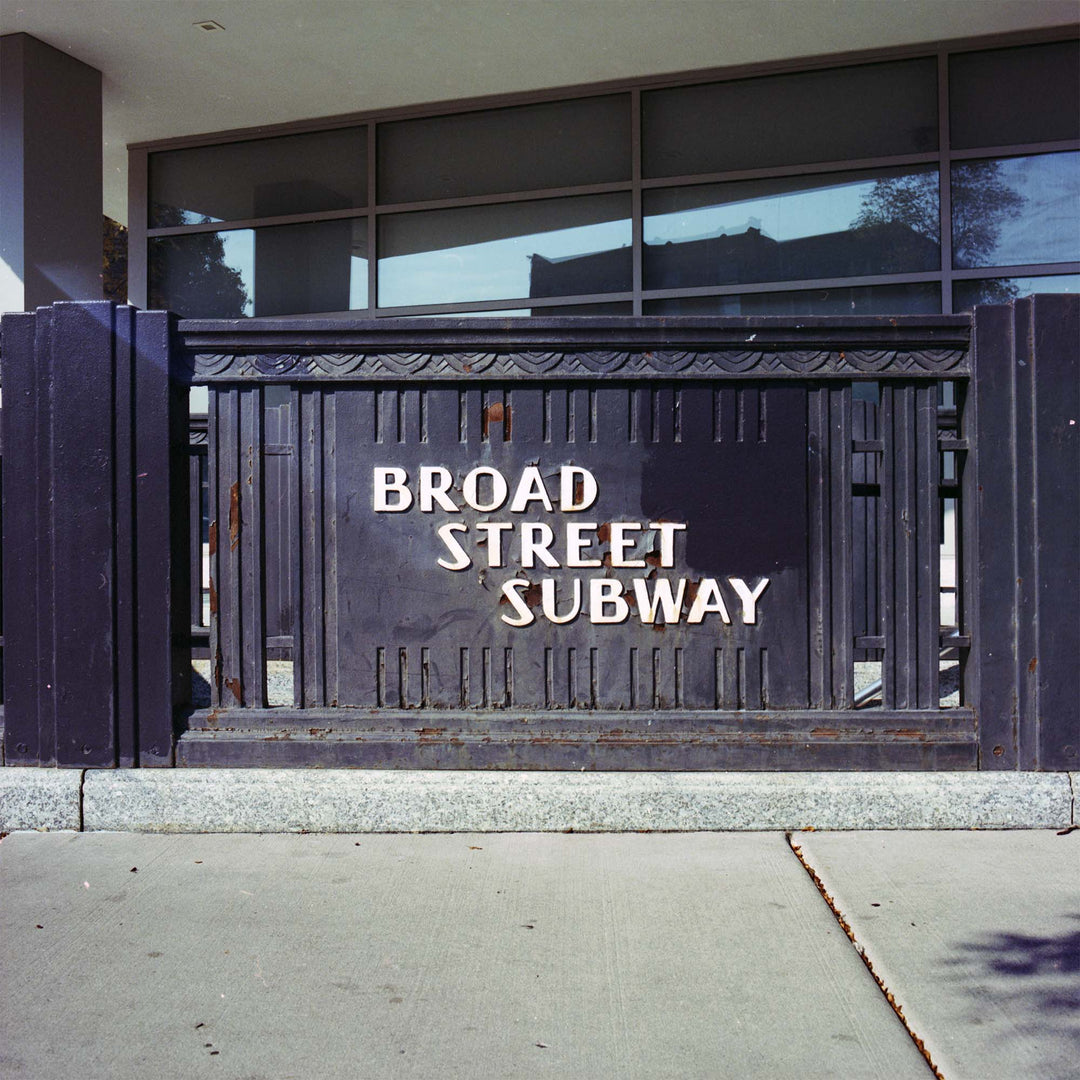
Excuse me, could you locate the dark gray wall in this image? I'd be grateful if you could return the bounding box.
[0,33,102,311]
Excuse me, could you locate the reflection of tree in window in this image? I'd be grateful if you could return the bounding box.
[854,164,1026,302]
[149,206,249,318]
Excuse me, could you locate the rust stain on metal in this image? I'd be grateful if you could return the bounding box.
[574,478,585,505]
[645,550,662,567]
[212,648,222,694]
[228,482,241,550]
[811,728,841,738]
[208,577,217,616]
[596,522,611,544]
[225,677,242,702]
[481,401,509,438]
[208,520,218,557]
[1028,656,1038,673]
[499,580,542,608]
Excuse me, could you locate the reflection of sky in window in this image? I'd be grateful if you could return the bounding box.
[379,219,631,308]
[991,273,1078,294]
[220,230,255,316]
[644,178,870,246]
[962,153,1080,267]
[218,229,368,315]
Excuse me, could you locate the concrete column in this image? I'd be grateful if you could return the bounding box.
[1,33,102,313]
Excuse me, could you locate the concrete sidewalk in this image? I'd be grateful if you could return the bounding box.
[2,830,1077,1079]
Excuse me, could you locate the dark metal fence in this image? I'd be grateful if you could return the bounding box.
[1,299,1076,770]
[195,402,898,666]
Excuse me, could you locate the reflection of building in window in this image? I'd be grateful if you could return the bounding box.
[529,222,940,298]
[529,246,633,298]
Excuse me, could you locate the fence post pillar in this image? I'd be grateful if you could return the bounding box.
[969,295,1079,770]
[1,301,189,767]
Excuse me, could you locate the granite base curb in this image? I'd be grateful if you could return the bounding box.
[0,768,83,831]
[61,769,1076,833]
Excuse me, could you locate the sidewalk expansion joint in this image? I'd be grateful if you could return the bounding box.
[78,770,86,832]
[785,833,945,1080]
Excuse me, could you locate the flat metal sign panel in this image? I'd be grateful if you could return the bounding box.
[313,382,809,710]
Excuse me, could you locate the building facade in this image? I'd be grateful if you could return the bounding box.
[128,32,1078,323]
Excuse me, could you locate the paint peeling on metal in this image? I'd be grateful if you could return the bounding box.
[228,481,241,550]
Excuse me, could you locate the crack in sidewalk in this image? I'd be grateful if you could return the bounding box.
[786,833,945,1080]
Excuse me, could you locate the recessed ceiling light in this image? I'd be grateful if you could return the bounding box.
[193,19,225,32]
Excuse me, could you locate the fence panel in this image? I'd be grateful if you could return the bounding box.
[4,302,1073,770]
[1,302,189,767]
[174,315,978,769]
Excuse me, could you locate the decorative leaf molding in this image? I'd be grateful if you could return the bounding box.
[181,347,970,381]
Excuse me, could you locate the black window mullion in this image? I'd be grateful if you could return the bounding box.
[631,88,643,316]
[939,48,954,313]
[367,123,377,314]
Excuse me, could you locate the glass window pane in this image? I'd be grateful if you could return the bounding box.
[645,283,941,316]
[378,194,631,308]
[404,302,632,318]
[537,302,632,315]
[378,95,630,204]
[644,166,940,290]
[950,40,1080,150]
[952,152,1080,269]
[642,58,937,179]
[150,218,368,318]
[954,273,1080,311]
[149,128,367,226]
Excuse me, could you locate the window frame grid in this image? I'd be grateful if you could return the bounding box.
[130,28,1080,319]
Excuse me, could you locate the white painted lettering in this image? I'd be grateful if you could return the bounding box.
[609,521,646,567]
[435,522,471,571]
[649,521,687,567]
[541,578,582,624]
[475,521,513,568]
[728,577,770,624]
[565,522,602,568]
[520,522,559,568]
[632,577,687,623]
[590,579,630,624]
[462,467,508,512]
[560,466,598,511]
[373,467,412,512]
[499,580,536,627]
[686,578,731,624]
[419,466,458,512]
[509,466,554,513]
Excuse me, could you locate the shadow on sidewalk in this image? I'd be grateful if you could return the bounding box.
[941,914,1080,1049]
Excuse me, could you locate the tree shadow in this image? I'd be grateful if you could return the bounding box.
[940,913,1080,1054]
